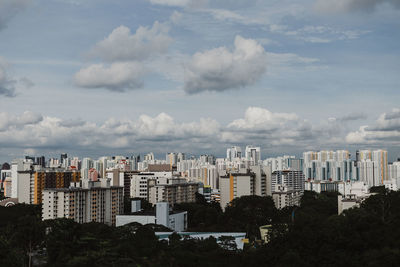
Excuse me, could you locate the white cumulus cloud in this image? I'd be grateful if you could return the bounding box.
[228,107,299,130]
[74,62,145,91]
[346,108,400,145]
[89,22,172,62]
[184,35,267,94]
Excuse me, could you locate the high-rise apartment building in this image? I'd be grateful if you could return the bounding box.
[143,153,155,161]
[355,149,388,186]
[148,180,198,206]
[220,172,255,210]
[245,146,261,165]
[199,155,215,165]
[81,158,93,179]
[219,167,270,210]
[272,170,304,193]
[106,169,141,197]
[271,170,305,209]
[34,170,81,204]
[372,150,388,184]
[166,153,178,167]
[303,150,356,182]
[227,146,242,161]
[263,156,303,172]
[42,178,123,226]
[129,172,173,199]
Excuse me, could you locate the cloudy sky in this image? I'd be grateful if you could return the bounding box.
[0,0,399,161]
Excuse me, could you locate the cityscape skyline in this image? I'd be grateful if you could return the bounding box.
[2,145,400,164]
[1,1,400,265]
[0,0,399,161]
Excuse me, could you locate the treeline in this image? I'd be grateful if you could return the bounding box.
[1,189,400,266]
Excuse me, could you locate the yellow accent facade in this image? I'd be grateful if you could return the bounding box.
[33,171,81,204]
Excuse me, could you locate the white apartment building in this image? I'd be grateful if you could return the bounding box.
[188,165,218,189]
[42,178,123,226]
[148,180,198,206]
[219,166,270,210]
[271,170,304,209]
[130,172,173,199]
[272,185,302,209]
[272,170,304,193]
[245,146,261,165]
[10,159,44,204]
[227,146,242,161]
[263,156,303,172]
[303,150,357,182]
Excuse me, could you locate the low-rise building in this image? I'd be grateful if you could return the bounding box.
[272,185,302,209]
[116,202,187,232]
[337,193,375,215]
[338,194,361,215]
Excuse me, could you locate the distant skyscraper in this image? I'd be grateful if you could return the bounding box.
[36,156,45,167]
[372,149,388,184]
[144,153,154,161]
[226,146,242,161]
[60,153,68,164]
[166,153,178,166]
[177,153,186,162]
[81,158,93,179]
[199,155,215,164]
[25,156,35,162]
[245,145,261,165]
[356,149,388,186]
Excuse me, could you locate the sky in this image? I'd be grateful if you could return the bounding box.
[0,0,399,161]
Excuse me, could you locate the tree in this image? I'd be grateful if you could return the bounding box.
[224,195,277,240]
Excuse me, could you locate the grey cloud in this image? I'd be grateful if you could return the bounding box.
[384,109,400,120]
[314,0,400,13]
[270,24,370,43]
[184,36,267,94]
[2,108,397,160]
[19,77,35,88]
[89,22,172,62]
[147,0,208,8]
[148,0,190,7]
[0,111,42,131]
[0,58,17,97]
[0,111,220,153]
[222,107,317,147]
[346,108,400,144]
[338,113,368,122]
[0,0,30,31]
[58,119,86,128]
[74,62,145,92]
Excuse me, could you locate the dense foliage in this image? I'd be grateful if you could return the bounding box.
[1,190,400,266]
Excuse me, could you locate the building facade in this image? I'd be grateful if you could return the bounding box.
[42,178,123,226]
